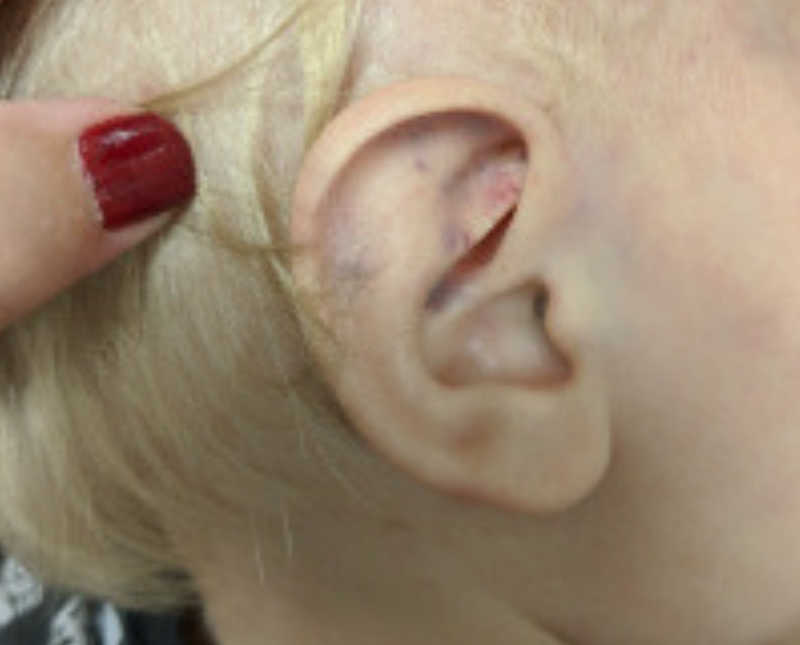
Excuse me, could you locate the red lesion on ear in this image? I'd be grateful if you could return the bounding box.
[485,167,523,215]
[427,142,526,313]
[448,141,525,251]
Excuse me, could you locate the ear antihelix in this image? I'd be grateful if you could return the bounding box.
[424,136,528,313]
[442,138,528,258]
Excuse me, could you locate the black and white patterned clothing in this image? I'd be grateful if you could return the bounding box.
[0,553,198,645]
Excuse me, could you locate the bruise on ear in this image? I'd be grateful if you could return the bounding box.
[316,112,527,316]
[415,157,432,173]
[316,185,387,314]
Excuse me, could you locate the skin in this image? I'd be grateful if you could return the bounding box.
[10,1,800,643]
[0,99,178,330]
[218,1,800,643]
[0,0,191,330]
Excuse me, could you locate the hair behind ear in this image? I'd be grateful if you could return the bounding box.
[0,0,366,611]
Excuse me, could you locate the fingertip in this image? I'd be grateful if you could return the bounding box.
[0,98,196,328]
[78,112,196,232]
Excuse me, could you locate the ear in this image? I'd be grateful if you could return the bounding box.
[291,77,611,514]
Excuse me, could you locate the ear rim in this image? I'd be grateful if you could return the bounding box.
[291,76,555,247]
[290,76,612,515]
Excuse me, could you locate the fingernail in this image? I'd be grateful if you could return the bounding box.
[78,113,196,231]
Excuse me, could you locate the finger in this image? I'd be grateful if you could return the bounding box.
[0,98,195,329]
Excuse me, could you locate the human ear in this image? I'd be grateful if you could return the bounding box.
[291,77,611,514]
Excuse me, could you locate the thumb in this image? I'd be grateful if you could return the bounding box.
[0,98,196,329]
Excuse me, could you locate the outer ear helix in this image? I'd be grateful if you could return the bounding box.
[291,77,549,249]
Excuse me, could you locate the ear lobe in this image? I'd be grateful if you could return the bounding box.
[291,77,611,514]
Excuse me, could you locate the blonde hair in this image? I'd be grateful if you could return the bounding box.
[0,0,365,611]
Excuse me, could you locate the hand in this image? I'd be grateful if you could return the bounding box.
[0,98,195,331]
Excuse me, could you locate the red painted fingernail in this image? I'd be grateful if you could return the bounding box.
[79,113,196,231]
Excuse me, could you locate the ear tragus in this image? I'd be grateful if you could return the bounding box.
[291,77,611,515]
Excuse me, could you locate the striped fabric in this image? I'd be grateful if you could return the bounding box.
[0,553,192,645]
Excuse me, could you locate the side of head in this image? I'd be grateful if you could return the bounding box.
[5,2,800,644]
[263,4,800,643]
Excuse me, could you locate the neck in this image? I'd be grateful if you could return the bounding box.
[180,515,566,645]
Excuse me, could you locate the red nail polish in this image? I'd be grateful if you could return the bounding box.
[79,113,196,231]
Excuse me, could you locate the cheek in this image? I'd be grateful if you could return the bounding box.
[640,140,800,493]
[593,137,800,632]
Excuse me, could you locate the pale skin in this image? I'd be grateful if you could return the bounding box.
[0,98,179,330]
[0,0,197,331]
[9,1,800,644]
